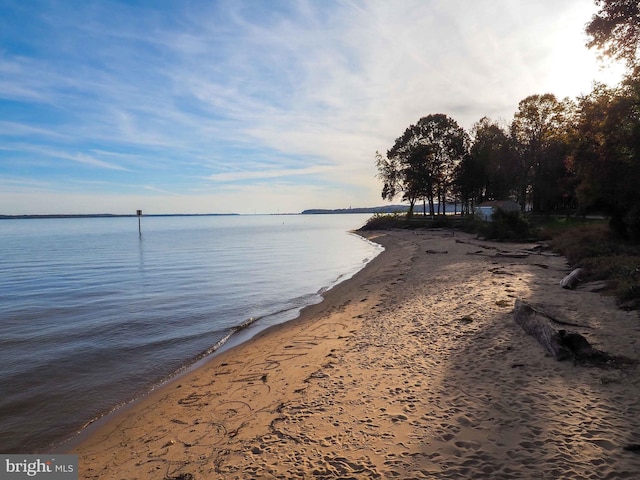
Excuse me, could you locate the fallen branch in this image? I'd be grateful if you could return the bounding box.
[489,267,514,276]
[532,263,549,269]
[560,268,584,289]
[513,299,571,361]
[467,251,491,256]
[495,252,529,259]
[455,239,507,252]
[466,250,529,259]
[524,303,591,329]
[513,299,635,368]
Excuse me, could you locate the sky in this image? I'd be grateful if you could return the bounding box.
[0,0,627,215]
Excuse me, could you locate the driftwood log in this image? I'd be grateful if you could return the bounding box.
[560,268,584,289]
[513,299,635,368]
[513,299,572,360]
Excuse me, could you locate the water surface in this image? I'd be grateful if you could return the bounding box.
[0,214,381,453]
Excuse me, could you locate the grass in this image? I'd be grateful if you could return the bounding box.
[358,213,406,230]
[358,213,464,230]
[542,220,640,309]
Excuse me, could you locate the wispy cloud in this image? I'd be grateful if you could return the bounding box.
[0,0,626,214]
[206,165,336,183]
[4,144,130,171]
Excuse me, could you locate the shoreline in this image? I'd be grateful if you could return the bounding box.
[63,230,388,452]
[58,231,383,453]
[72,229,640,479]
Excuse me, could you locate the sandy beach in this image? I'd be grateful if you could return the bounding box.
[72,229,640,479]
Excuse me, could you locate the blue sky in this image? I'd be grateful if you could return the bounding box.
[0,0,626,215]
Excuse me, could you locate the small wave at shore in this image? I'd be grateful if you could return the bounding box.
[1,214,381,454]
[59,244,384,453]
[56,293,330,453]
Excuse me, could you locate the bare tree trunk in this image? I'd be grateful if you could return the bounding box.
[407,198,416,218]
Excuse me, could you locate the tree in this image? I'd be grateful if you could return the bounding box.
[572,78,640,238]
[453,153,485,215]
[377,128,428,217]
[414,115,469,215]
[375,150,401,202]
[510,94,574,212]
[468,117,516,203]
[586,0,640,67]
[379,114,468,217]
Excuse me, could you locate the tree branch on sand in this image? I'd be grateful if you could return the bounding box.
[513,299,635,368]
[560,268,584,289]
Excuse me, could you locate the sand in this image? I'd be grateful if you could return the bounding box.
[71,229,640,479]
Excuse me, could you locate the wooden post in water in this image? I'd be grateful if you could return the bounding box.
[137,210,142,236]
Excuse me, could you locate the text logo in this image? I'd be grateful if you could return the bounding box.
[1,455,77,480]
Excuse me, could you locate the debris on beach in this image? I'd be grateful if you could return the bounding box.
[513,299,636,368]
[560,268,584,289]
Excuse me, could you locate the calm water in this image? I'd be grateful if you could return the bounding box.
[0,214,381,453]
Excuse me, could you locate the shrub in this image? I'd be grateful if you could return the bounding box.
[548,223,640,307]
[478,209,533,241]
[548,224,613,265]
[358,213,405,230]
[459,216,481,234]
[623,204,640,242]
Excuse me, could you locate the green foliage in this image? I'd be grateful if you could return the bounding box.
[358,213,405,231]
[478,209,533,241]
[572,76,640,241]
[377,114,469,217]
[375,60,640,243]
[510,94,575,212]
[535,216,606,241]
[465,117,515,205]
[359,213,475,231]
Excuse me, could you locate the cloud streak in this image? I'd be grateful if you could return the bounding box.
[205,165,336,183]
[0,0,626,214]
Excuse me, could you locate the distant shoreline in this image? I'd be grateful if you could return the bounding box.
[0,213,240,220]
[0,206,410,219]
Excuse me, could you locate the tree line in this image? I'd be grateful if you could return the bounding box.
[375,0,640,240]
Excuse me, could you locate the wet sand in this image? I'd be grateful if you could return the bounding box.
[72,229,640,479]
